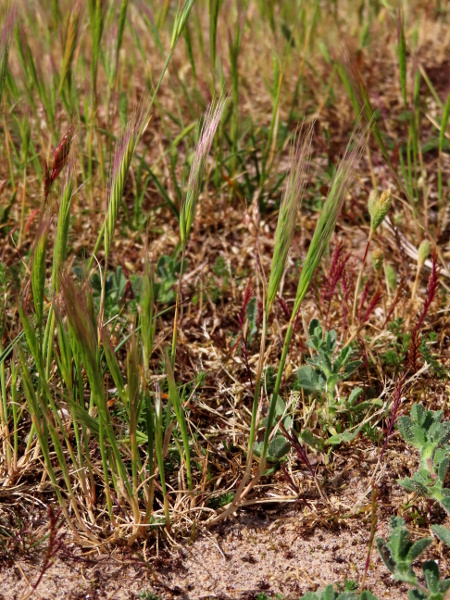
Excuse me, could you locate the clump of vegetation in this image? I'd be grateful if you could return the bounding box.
[305,404,450,600]
[0,0,448,597]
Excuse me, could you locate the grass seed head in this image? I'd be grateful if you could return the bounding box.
[51,125,74,181]
[170,0,196,51]
[52,153,76,294]
[60,274,102,397]
[59,0,82,93]
[267,124,313,311]
[0,4,17,103]
[417,239,431,267]
[385,263,397,292]
[371,248,384,273]
[44,125,75,202]
[369,188,392,232]
[105,120,138,258]
[32,217,51,329]
[292,123,369,316]
[179,96,226,247]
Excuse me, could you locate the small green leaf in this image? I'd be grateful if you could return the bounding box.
[360,593,379,600]
[376,537,396,573]
[333,344,352,372]
[343,360,362,377]
[308,318,321,338]
[327,426,362,446]
[422,560,439,594]
[431,525,450,547]
[407,590,427,600]
[398,476,428,496]
[440,496,450,513]
[267,436,290,461]
[438,580,450,594]
[300,428,325,451]
[323,585,337,600]
[406,538,433,562]
[253,441,263,457]
[296,365,325,393]
[347,387,363,405]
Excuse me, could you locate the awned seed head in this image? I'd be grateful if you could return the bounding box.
[267,123,313,312]
[44,125,75,201]
[51,125,74,180]
[0,4,17,102]
[0,4,17,62]
[179,97,226,247]
[105,122,138,257]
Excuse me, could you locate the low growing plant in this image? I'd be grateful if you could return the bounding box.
[294,319,381,448]
[301,586,377,600]
[300,403,450,600]
[396,403,450,514]
[295,318,362,411]
[376,516,450,598]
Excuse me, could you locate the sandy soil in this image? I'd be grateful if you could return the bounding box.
[2,452,448,600]
[1,513,409,600]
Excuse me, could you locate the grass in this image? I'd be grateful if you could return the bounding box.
[0,0,449,597]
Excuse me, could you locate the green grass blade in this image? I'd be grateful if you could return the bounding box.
[163,351,192,491]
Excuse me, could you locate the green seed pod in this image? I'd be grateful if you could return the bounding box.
[385,263,397,292]
[371,248,384,273]
[369,188,392,232]
[393,212,403,226]
[417,239,431,267]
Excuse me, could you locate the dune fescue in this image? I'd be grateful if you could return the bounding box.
[5,0,448,559]
[154,384,170,529]
[116,0,129,67]
[18,305,96,538]
[88,0,107,95]
[61,275,133,517]
[0,4,17,104]
[212,123,370,524]
[105,122,138,260]
[179,97,226,247]
[164,351,192,491]
[31,217,50,333]
[44,125,74,202]
[52,157,75,295]
[261,123,370,464]
[138,0,197,137]
[141,258,156,378]
[172,97,226,367]
[170,0,196,52]
[267,124,313,312]
[59,0,82,94]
